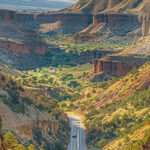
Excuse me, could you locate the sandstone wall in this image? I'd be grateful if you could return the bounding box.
[142,14,150,36]
[0,40,47,54]
[79,50,114,64]
[93,59,136,77]
[0,9,16,22]
[16,13,93,25]
[93,14,139,25]
[16,120,59,141]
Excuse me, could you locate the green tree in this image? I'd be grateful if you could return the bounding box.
[97,139,108,148]
[27,144,36,150]
[48,77,54,84]
[67,80,80,88]
[4,131,19,149]
[14,144,27,150]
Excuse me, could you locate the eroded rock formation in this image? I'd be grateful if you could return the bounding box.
[0,9,16,22]
[142,14,150,36]
[93,56,145,77]
[16,120,59,140]
[93,14,139,25]
[93,59,135,77]
[0,40,47,54]
[79,50,114,64]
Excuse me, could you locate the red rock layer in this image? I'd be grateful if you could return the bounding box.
[0,9,16,22]
[79,50,114,64]
[93,59,135,77]
[142,14,150,36]
[93,14,139,25]
[0,40,47,54]
[16,120,59,140]
[16,13,93,25]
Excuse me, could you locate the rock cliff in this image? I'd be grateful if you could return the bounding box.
[79,50,114,64]
[0,39,47,54]
[16,120,59,141]
[93,56,145,77]
[0,98,60,147]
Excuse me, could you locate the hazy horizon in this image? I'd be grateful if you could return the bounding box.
[0,0,77,12]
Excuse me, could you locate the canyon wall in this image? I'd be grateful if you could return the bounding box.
[79,50,114,64]
[142,14,150,36]
[16,120,59,140]
[0,9,16,22]
[0,40,47,54]
[93,59,136,77]
[16,13,93,26]
[93,14,140,25]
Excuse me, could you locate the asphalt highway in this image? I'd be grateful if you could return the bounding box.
[68,115,87,150]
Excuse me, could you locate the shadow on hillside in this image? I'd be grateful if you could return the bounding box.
[0,47,80,71]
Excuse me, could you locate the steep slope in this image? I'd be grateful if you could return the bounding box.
[0,70,70,150]
[64,0,144,14]
[71,61,150,149]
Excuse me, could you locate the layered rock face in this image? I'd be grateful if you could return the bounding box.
[75,13,141,39]
[93,59,136,77]
[79,50,114,64]
[0,99,60,146]
[16,13,92,25]
[16,120,59,140]
[142,14,150,36]
[0,9,16,22]
[0,40,47,54]
[0,9,49,55]
[16,13,93,34]
[93,14,139,25]
[93,56,146,77]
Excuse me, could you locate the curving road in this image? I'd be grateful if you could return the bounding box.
[68,115,87,150]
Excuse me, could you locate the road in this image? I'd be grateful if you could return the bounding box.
[68,115,87,150]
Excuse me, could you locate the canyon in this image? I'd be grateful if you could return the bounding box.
[0,0,150,76]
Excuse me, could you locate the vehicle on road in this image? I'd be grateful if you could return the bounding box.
[72,133,77,138]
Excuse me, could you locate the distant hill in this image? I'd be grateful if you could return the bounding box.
[0,0,75,11]
[64,0,149,14]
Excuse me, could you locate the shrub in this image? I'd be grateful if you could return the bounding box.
[97,139,108,148]
[67,80,80,88]
[22,97,33,105]
[4,131,19,149]
[27,144,36,150]
[14,144,27,150]
[48,77,54,84]
[1,75,6,81]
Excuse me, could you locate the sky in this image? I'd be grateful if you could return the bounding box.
[44,0,77,4]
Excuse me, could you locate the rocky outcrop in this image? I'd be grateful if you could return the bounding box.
[16,13,93,34]
[0,9,16,22]
[93,14,139,25]
[0,40,47,54]
[79,50,114,64]
[142,14,150,36]
[93,56,145,77]
[93,59,135,77]
[16,120,59,140]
